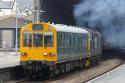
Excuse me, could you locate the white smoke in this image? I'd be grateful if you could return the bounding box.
[74,0,125,48]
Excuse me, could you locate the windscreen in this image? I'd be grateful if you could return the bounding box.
[33,32,43,47]
[23,32,32,47]
[44,32,54,47]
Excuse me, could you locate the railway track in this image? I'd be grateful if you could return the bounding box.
[84,61,124,83]
[15,79,52,83]
[14,58,124,83]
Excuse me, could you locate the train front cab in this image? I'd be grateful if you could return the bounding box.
[20,23,58,70]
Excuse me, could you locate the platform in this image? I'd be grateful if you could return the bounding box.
[0,52,20,69]
[87,64,125,83]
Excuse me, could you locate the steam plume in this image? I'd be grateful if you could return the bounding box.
[74,0,125,48]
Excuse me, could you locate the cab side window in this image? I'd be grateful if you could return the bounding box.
[23,32,32,47]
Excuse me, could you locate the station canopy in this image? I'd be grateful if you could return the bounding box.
[0,1,14,9]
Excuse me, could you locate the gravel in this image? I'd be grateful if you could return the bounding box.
[47,58,123,83]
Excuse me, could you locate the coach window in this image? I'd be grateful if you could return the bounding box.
[75,36,77,46]
[69,35,72,46]
[33,32,43,47]
[23,32,32,47]
[65,34,67,46]
[60,34,63,47]
[67,35,69,46]
[82,37,84,47]
[80,37,82,46]
[94,37,98,49]
[44,32,54,47]
[65,34,67,47]
[72,35,74,47]
[63,34,66,47]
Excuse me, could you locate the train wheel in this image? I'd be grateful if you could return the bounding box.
[69,63,71,72]
[66,63,71,72]
[95,56,99,64]
[93,56,98,65]
[50,70,54,78]
[61,65,65,74]
[85,59,90,67]
[65,64,68,72]
[40,66,51,79]
[70,63,74,71]
[79,60,84,68]
[54,67,59,76]
[25,70,33,80]
[98,55,102,63]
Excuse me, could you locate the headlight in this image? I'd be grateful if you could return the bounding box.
[44,53,48,56]
[20,52,27,56]
[43,52,56,56]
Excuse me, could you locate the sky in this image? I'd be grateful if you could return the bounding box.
[16,0,33,9]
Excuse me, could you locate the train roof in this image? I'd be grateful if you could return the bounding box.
[50,24,89,34]
[82,27,101,36]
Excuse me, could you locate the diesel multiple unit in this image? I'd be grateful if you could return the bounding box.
[20,22,102,78]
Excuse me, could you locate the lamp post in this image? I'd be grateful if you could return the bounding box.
[36,10,45,22]
[15,4,18,56]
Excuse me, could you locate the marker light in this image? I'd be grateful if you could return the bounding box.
[20,52,27,56]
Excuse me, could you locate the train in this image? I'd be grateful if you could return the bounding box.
[20,22,102,78]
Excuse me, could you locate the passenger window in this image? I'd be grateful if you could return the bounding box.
[44,32,54,47]
[69,36,72,46]
[74,35,76,47]
[23,32,32,47]
[95,37,97,49]
[33,32,43,47]
[64,34,66,47]
[85,39,88,48]
[60,34,63,47]
[80,37,82,46]
[65,35,67,47]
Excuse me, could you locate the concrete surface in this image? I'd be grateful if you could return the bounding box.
[0,52,20,69]
[87,64,125,83]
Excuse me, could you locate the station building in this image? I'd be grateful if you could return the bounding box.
[0,14,31,52]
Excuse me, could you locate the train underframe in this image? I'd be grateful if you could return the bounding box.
[21,55,102,79]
